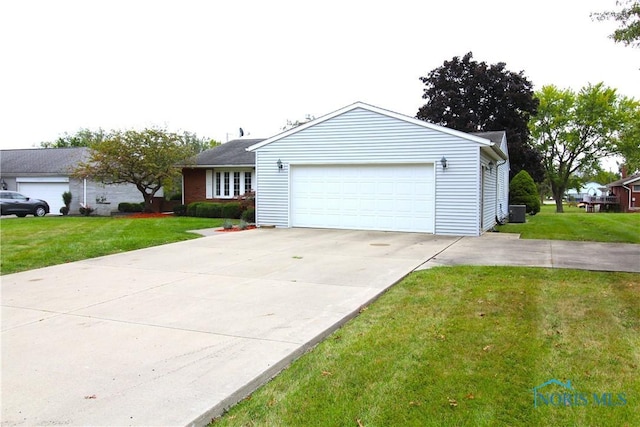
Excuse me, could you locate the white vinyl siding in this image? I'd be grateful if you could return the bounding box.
[480,153,498,231]
[254,107,482,236]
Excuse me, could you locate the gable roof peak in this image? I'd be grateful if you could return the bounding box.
[247,101,497,152]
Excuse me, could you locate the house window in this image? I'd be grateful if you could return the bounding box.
[633,185,640,192]
[233,172,240,196]
[215,172,221,197]
[224,172,230,196]
[244,172,252,194]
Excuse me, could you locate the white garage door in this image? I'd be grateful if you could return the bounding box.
[291,164,434,233]
[17,181,69,215]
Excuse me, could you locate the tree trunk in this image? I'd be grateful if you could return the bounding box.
[551,185,565,213]
[143,193,154,213]
[554,197,564,213]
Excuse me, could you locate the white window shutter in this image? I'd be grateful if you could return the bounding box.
[206,170,213,199]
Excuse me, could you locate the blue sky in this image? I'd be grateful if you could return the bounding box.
[1,0,638,150]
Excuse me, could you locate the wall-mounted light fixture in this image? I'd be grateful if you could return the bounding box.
[440,156,448,170]
[277,159,283,172]
[488,161,494,174]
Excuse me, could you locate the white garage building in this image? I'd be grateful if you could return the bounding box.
[248,102,509,236]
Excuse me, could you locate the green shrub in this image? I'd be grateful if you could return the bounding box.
[509,170,541,215]
[241,207,255,223]
[222,219,234,229]
[187,202,203,217]
[169,193,182,201]
[196,203,224,218]
[173,204,187,216]
[222,202,242,219]
[118,202,144,213]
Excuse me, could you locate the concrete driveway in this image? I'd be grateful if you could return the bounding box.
[2,228,639,426]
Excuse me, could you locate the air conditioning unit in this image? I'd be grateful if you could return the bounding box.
[509,205,526,223]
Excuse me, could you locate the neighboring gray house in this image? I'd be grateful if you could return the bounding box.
[247,102,509,236]
[0,148,141,216]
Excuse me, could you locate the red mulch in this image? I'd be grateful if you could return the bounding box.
[216,225,257,232]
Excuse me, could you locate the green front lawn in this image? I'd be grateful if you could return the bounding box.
[497,204,640,243]
[0,216,224,275]
[213,266,640,427]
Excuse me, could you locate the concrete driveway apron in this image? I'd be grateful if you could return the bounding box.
[1,228,458,426]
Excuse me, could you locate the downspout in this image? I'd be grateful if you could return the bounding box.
[623,185,632,211]
[495,160,508,221]
[83,178,87,207]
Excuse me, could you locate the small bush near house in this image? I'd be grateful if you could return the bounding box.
[196,203,223,218]
[222,219,234,229]
[173,204,187,216]
[187,202,204,217]
[61,191,72,215]
[118,202,144,213]
[222,202,242,219]
[169,193,182,201]
[240,207,255,223]
[509,170,540,215]
[79,205,95,216]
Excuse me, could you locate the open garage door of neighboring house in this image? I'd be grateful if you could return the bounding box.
[17,178,69,215]
[290,164,435,233]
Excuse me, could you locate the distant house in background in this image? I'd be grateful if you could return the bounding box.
[566,181,607,201]
[181,139,261,206]
[607,172,640,213]
[0,148,141,215]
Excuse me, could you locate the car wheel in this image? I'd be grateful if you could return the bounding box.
[34,206,47,217]
[16,213,27,217]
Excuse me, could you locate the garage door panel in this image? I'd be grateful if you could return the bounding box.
[291,164,434,233]
[17,182,68,215]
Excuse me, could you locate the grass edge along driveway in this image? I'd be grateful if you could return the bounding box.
[212,266,640,427]
[0,216,225,275]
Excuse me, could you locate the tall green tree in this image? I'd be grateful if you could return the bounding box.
[614,105,640,173]
[40,128,107,148]
[592,0,640,48]
[417,52,544,181]
[529,83,636,213]
[73,128,196,211]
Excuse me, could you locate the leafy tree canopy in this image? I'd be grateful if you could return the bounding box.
[40,128,107,148]
[592,0,640,48]
[417,52,544,181]
[529,83,638,212]
[41,128,217,153]
[73,128,197,211]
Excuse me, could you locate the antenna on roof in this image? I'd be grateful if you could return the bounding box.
[239,128,244,137]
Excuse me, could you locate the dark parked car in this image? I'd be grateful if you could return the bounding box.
[0,191,50,217]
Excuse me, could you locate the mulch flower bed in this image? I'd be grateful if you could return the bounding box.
[216,225,257,232]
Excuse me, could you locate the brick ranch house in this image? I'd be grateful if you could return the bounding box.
[607,171,640,213]
[181,139,262,206]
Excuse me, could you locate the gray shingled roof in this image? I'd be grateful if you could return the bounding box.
[607,172,640,187]
[193,139,263,166]
[0,147,90,176]
[471,131,506,144]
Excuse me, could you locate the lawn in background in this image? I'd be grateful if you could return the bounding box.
[497,204,640,243]
[212,266,640,427]
[0,216,225,275]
